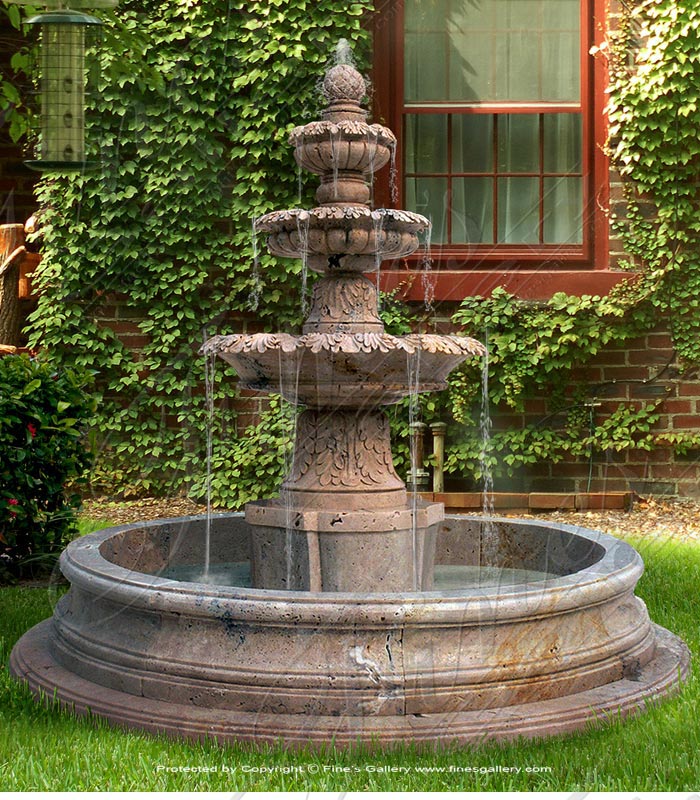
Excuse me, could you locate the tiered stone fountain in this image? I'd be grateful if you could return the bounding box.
[10,56,688,747]
[204,60,482,594]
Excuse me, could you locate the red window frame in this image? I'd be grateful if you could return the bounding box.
[373,0,617,300]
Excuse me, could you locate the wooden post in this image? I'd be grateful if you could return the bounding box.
[0,224,27,347]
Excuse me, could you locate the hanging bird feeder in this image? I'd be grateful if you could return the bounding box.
[10,1,119,171]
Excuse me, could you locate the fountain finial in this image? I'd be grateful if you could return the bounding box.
[322,63,366,105]
[321,40,367,117]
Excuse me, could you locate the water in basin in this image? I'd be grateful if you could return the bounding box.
[157,562,555,589]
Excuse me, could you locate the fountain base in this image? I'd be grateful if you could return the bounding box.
[11,619,686,747]
[11,514,690,747]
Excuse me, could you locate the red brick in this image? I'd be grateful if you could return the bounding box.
[603,463,650,479]
[119,335,150,349]
[672,415,700,429]
[100,320,141,335]
[586,478,635,493]
[628,349,672,365]
[434,492,482,508]
[651,464,698,480]
[678,382,700,396]
[523,399,547,414]
[555,463,601,478]
[646,333,674,349]
[595,350,627,365]
[529,493,576,510]
[662,399,693,414]
[492,415,525,430]
[601,367,650,381]
[575,492,632,510]
[569,367,603,382]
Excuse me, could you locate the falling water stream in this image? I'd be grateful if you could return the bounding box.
[295,211,311,314]
[407,349,422,591]
[479,329,498,565]
[248,216,262,312]
[201,345,216,584]
[389,141,398,204]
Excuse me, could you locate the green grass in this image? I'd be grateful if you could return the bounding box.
[1,529,698,791]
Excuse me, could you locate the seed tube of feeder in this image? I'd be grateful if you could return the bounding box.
[24,10,102,171]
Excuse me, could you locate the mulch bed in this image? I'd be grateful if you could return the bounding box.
[80,495,700,544]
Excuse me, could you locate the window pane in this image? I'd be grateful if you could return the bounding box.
[406,177,449,244]
[452,178,494,243]
[405,33,447,101]
[495,31,541,101]
[405,0,450,31]
[405,114,448,173]
[542,31,580,101]
[404,0,580,103]
[548,0,579,28]
[452,115,493,173]
[543,177,582,243]
[448,29,493,102]
[497,177,539,243]
[498,114,539,173]
[543,115,582,173]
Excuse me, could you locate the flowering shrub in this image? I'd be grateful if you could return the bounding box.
[0,354,94,580]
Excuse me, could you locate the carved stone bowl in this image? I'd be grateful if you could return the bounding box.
[289,120,396,176]
[10,514,689,747]
[203,331,484,407]
[255,206,429,272]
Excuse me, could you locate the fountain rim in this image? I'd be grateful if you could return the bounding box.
[59,513,643,625]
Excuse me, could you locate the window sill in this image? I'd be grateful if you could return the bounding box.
[379,269,639,302]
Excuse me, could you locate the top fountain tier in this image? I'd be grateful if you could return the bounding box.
[254,62,430,274]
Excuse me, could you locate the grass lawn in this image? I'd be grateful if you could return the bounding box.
[0,526,697,791]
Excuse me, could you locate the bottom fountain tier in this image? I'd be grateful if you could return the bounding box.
[10,514,689,747]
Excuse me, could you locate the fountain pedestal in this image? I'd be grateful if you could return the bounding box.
[246,406,441,592]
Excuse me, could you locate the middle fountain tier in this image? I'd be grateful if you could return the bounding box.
[204,60,484,594]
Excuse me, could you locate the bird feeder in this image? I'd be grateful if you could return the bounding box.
[10,1,119,171]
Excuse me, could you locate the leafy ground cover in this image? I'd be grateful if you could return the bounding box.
[0,517,698,791]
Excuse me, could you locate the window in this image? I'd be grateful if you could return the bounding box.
[374,0,611,297]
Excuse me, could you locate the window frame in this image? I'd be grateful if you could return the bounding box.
[373,0,613,299]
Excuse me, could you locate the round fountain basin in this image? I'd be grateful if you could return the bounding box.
[10,514,689,746]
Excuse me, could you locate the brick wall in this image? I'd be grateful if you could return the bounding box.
[434,319,700,499]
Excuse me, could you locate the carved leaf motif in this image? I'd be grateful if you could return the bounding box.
[204,332,485,358]
[287,411,399,489]
[289,120,396,146]
[256,206,429,233]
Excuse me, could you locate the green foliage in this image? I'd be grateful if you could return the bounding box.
[22,0,372,497]
[189,396,296,510]
[451,288,650,411]
[606,0,700,363]
[0,3,39,144]
[0,355,93,580]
